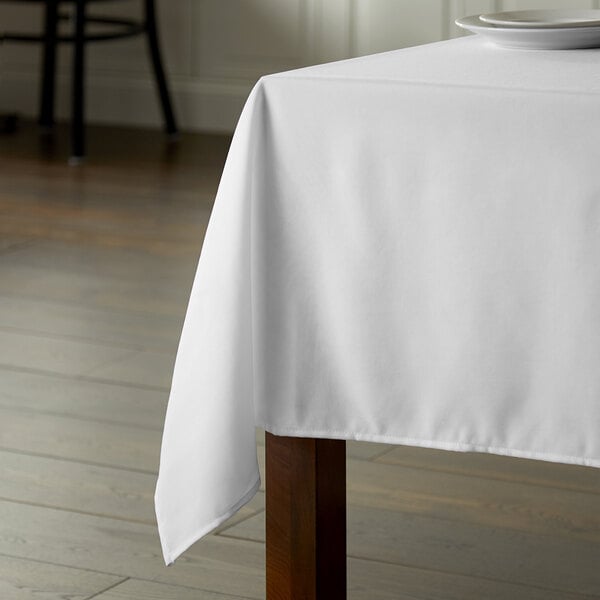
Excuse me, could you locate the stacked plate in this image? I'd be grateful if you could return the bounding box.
[455,9,600,50]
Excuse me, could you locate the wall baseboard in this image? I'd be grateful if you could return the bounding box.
[0,69,254,133]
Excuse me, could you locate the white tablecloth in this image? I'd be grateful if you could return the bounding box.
[155,36,600,564]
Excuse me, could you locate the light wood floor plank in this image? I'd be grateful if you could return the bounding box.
[0,450,157,524]
[377,445,600,495]
[0,500,265,599]
[0,239,199,285]
[0,447,265,528]
[0,330,135,378]
[219,506,600,596]
[0,263,190,318]
[346,440,394,461]
[0,236,31,253]
[85,349,176,390]
[0,295,182,353]
[0,554,123,600]
[255,447,600,543]
[0,368,168,429]
[90,578,254,600]
[89,563,584,600]
[0,407,161,472]
[347,457,600,543]
[0,197,211,255]
[212,492,265,534]
[347,557,588,600]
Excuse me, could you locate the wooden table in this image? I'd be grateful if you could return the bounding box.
[154,36,600,593]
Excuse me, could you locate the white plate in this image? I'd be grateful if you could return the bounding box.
[455,15,600,50]
[479,9,600,29]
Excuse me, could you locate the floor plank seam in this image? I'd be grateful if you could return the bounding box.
[215,509,266,536]
[0,323,175,355]
[0,404,167,433]
[0,290,186,320]
[372,460,600,497]
[0,551,126,580]
[0,552,260,599]
[216,532,264,545]
[218,500,600,545]
[390,503,600,544]
[0,495,157,526]
[122,578,259,600]
[0,363,171,393]
[0,403,165,432]
[0,446,159,476]
[347,554,600,598]
[150,529,598,599]
[0,291,186,323]
[366,446,400,462]
[0,552,256,600]
[83,576,130,600]
[0,232,203,254]
[0,238,37,257]
[80,349,158,381]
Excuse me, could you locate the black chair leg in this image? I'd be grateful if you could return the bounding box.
[71,0,86,162]
[144,0,178,137]
[39,0,59,128]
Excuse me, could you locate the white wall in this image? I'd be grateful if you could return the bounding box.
[0,0,598,132]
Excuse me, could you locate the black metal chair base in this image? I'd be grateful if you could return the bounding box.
[2,0,178,160]
[0,113,18,134]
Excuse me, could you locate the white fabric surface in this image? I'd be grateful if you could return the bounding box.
[155,36,600,564]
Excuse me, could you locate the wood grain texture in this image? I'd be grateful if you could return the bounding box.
[376,445,600,495]
[92,577,253,600]
[0,406,162,472]
[256,447,600,544]
[0,555,124,600]
[0,237,197,275]
[346,556,590,600]
[0,236,31,253]
[0,295,183,353]
[0,329,135,378]
[0,500,265,598]
[212,492,266,535]
[222,505,600,596]
[347,458,600,543]
[0,199,211,256]
[0,368,168,429]
[0,262,192,317]
[85,348,176,389]
[0,446,265,531]
[266,433,346,600]
[0,450,157,523]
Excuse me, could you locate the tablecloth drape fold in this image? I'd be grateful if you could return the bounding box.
[155,82,265,565]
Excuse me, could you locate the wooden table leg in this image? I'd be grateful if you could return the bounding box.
[265,432,346,600]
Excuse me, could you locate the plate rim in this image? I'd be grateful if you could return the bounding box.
[454,14,600,50]
[479,9,600,29]
[456,14,600,33]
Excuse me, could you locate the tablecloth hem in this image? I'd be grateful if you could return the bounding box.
[159,475,261,566]
[261,424,600,469]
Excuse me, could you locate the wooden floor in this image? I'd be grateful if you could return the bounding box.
[0,122,599,600]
